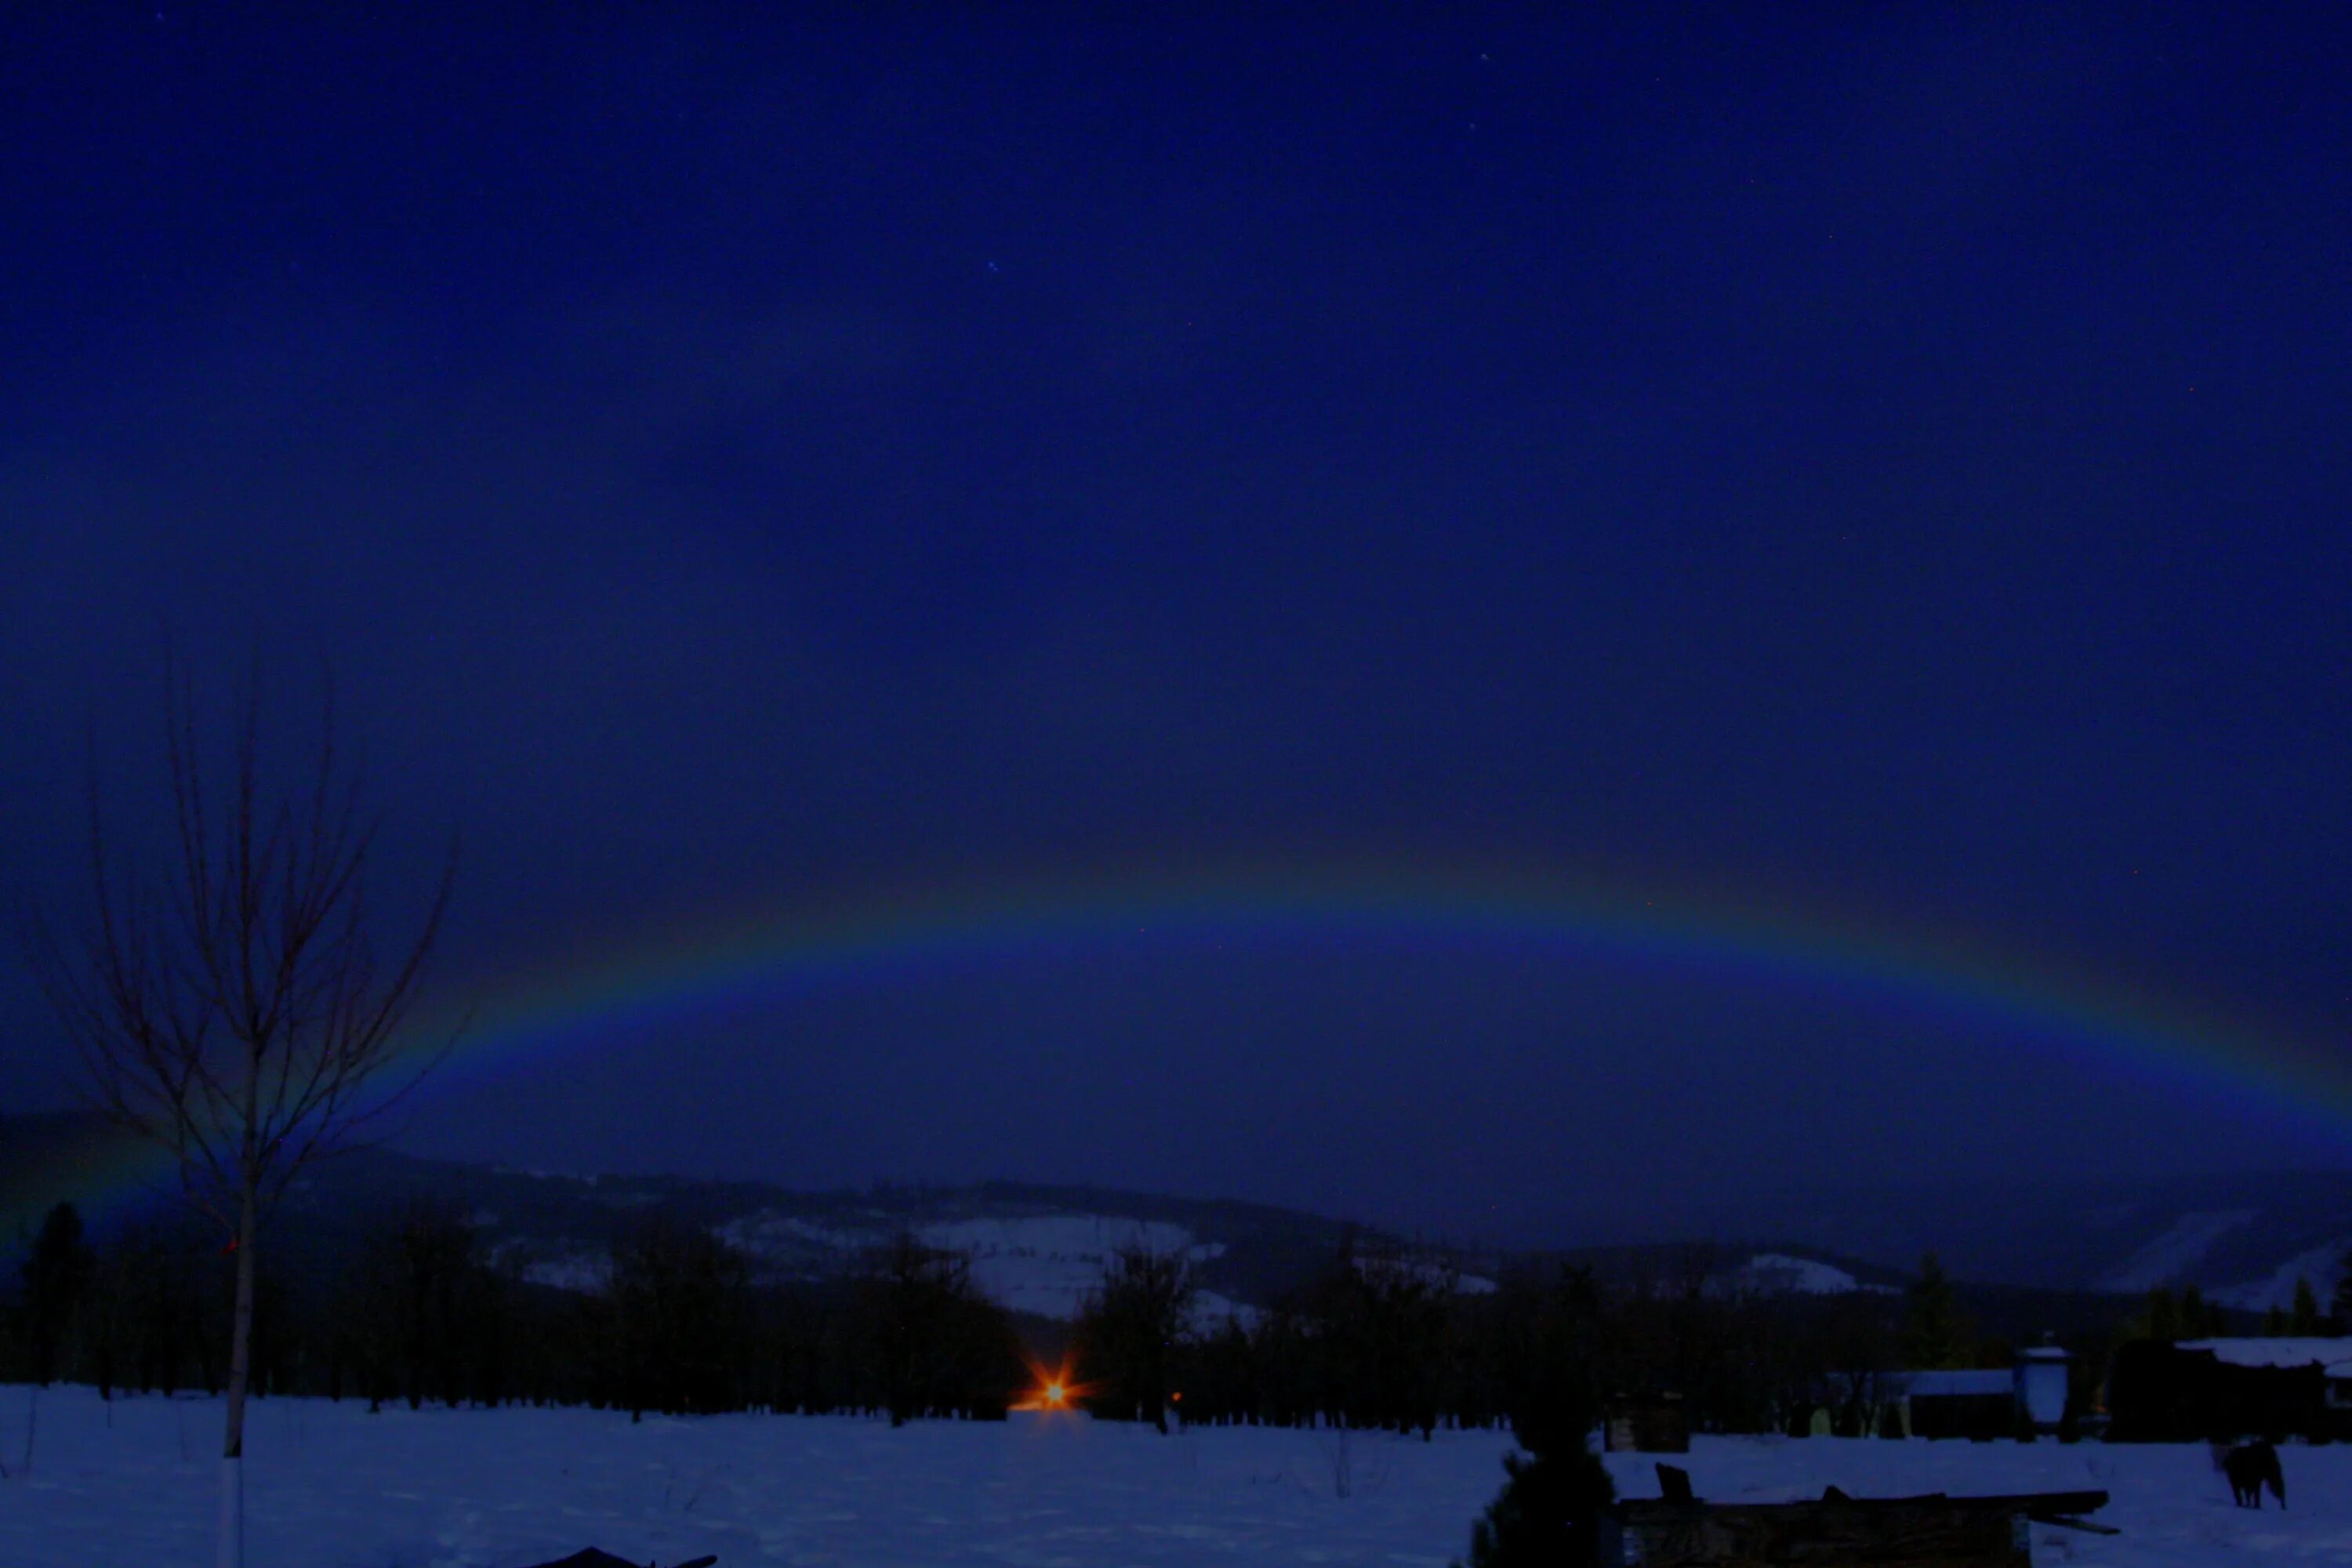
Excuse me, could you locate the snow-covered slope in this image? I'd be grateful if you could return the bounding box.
[2213,1240,2350,1312]
[1730,1252,1894,1296]
[921,1215,1254,1327]
[920,1214,1214,1319]
[714,1209,1237,1320]
[18,1112,2352,1311]
[1537,1167,2352,1298]
[716,1209,1488,1327]
[2100,1210,2260,1293]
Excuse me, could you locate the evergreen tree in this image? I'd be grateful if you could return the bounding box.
[2292,1279,2321,1337]
[21,1202,95,1386]
[1902,1254,1966,1369]
[2331,1254,2352,1331]
[2179,1286,2224,1340]
[2263,1304,2289,1337]
[2144,1287,2180,1343]
[1460,1266,1615,1568]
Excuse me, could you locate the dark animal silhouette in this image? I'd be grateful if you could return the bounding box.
[2221,1441,2285,1509]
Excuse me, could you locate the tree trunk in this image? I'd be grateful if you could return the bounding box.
[218,1171,257,1568]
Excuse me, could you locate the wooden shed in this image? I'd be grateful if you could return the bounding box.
[2107,1337,2352,1442]
[1901,1369,2017,1440]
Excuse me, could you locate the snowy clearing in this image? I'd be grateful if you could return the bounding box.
[3,1385,2351,1566]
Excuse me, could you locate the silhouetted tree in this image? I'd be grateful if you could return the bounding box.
[1352,1243,1454,1438]
[1823,1289,1897,1436]
[855,1232,1020,1425]
[2178,1284,2226,1340]
[28,663,456,1568]
[344,1204,485,1411]
[2143,1286,2181,1343]
[20,1203,94,1386]
[608,1219,750,1418]
[1183,1312,1258,1425]
[1902,1253,1968,1370]
[2291,1279,2321,1337]
[1461,1265,1614,1568]
[1076,1243,1195,1432]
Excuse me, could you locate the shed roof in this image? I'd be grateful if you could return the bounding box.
[1900,1369,2013,1399]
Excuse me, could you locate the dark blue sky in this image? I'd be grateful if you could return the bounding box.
[3,4,2347,1241]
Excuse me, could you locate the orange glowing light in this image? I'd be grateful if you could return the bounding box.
[1015,1356,1089,1413]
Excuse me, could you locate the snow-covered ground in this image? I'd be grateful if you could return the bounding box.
[3,1385,2350,1566]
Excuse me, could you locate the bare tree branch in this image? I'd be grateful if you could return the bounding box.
[24,658,459,1511]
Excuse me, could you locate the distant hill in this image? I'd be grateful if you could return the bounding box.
[1543,1167,2352,1306]
[269,1150,1394,1326]
[0,1113,1388,1323]
[6,1112,2348,1323]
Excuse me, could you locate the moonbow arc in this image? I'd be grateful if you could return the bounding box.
[16,866,2342,1230]
[425,868,2343,1125]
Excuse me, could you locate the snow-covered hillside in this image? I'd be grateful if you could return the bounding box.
[916,1215,1259,1328]
[1537,1167,2352,1298]
[2214,1241,2350,1313]
[1355,1252,1498,1298]
[23,1114,2352,1315]
[1730,1252,1895,1296]
[5,1385,2349,1566]
[714,1209,1238,1319]
[709,1208,1485,1326]
[2101,1211,2261,1294]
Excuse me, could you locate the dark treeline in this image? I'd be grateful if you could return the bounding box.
[1075,1236,2027,1440]
[7,1202,2117,1443]
[6,1203,234,1399]
[0,1201,1025,1422]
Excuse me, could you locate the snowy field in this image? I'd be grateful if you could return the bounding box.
[2,1386,2350,1566]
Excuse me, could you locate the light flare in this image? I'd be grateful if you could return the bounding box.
[1016,1356,1090,1414]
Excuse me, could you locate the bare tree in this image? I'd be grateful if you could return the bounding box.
[1819,1290,1896,1439]
[28,663,455,1568]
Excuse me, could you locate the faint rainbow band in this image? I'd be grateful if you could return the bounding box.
[12,859,2343,1232]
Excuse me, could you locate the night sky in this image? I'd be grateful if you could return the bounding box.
[3,5,2347,1243]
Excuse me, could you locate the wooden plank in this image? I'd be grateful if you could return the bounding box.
[2027,1512,2121,1537]
[1610,1491,2109,1567]
[1617,1488,2107,1520]
[1617,1506,2026,1566]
